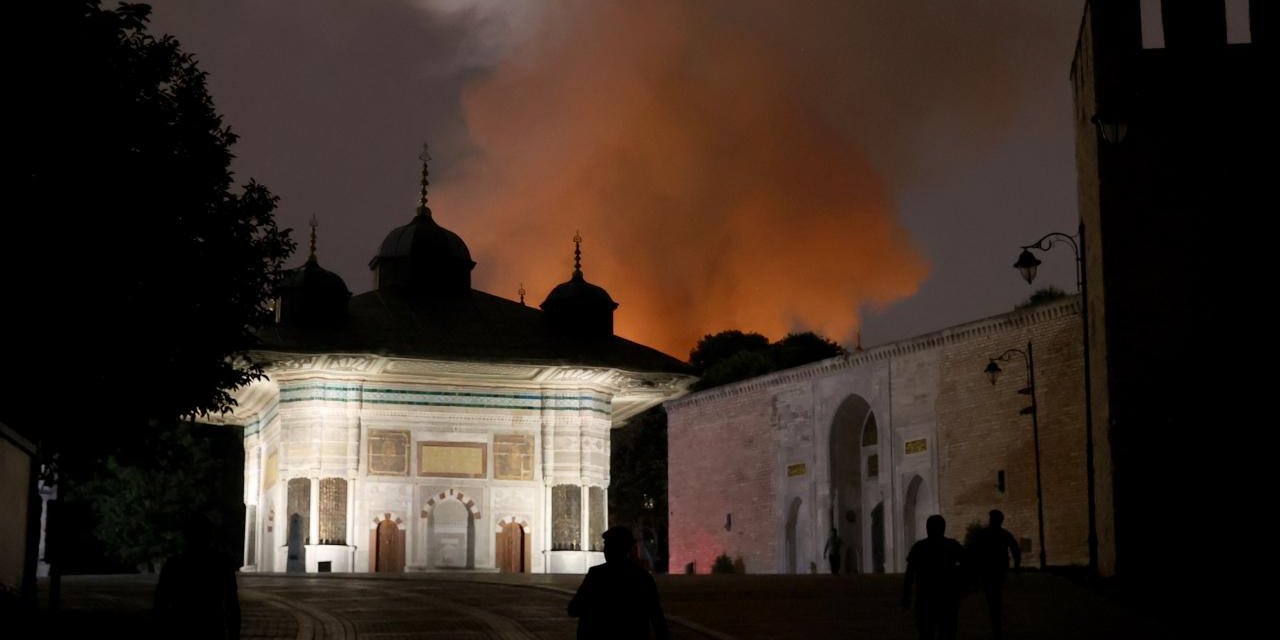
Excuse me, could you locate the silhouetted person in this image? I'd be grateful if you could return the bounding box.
[970,509,1021,640]
[902,515,965,640]
[154,521,240,640]
[824,528,843,574]
[568,526,670,640]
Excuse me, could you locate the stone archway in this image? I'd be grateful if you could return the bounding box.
[903,475,931,549]
[784,497,802,574]
[830,395,871,573]
[871,502,885,574]
[423,489,481,570]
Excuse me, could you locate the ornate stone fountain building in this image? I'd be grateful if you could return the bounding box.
[219,153,692,574]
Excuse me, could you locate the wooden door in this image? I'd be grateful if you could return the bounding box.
[497,523,525,573]
[375,519,403,573]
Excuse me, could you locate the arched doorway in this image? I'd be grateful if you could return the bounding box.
[903,475,931,551]
[286,513,306,573]
[871,502,885,573]
[286,478,310,573]
[496,522,529,573]
[430,499,474,569]
[830,395,871,573]
[784,497,802,574]
[373,516,405,573]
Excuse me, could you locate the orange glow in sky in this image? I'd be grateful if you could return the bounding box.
[438,1,929,357]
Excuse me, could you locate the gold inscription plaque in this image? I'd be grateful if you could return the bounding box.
[418,442,487,478]
[905,438,928,455]
[368,430,410,476]
[494,435,534,481]
[787,463,807,477]
[263,451,279,489]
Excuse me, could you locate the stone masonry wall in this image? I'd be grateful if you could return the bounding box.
[667,382,776,574]
[936,302,1088,567]
[668,298,1089,573]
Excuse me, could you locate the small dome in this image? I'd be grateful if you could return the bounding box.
[276,257,350,327]
[369,207,475,296]
[540,233,617,338]
[374,207,472,264]
[542,271,618,310]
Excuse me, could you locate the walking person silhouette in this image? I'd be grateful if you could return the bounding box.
[568,526,670,640]
[970,509,1021,639]
[824,527,843,575]
[902,515,965,640]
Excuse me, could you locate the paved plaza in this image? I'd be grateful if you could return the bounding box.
[23,572,1168,639]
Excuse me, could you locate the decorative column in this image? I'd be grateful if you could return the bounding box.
[309,476,321,547]
[580,484,590,552]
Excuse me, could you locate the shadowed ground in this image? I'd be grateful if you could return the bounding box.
[20,572,1166,639]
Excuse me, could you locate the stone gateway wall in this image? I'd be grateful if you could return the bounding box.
[668,298,1089,574]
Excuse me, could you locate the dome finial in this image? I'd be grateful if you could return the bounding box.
[308,214,319,261]
[572,230,583,279]
[418,142,432,217]
[518,282,526,306]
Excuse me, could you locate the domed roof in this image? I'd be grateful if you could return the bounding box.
[540,233,617,338]
[276,254,351,327]
[369,206,476,296]
[372,206,473,267]
[282,256,351,297]
[542,270,617,309]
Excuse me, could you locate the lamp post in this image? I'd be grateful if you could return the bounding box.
[1014,224,1098,576]
[985,343,1047,570]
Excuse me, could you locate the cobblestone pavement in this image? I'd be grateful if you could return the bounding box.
[25,571,1169,639]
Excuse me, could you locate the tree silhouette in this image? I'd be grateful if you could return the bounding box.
[6,1,294,578]
[1016,286,1069,309]
[6,1,294,461]
[690,330,846,391]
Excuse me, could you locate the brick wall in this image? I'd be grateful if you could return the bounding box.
[667,382,777,574]
[936,303,1089,567]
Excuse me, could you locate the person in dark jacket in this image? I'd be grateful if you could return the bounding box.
[970,509,1021,639]
[902,515,965,640]
[153,521,240,640]
[568,526,670,640]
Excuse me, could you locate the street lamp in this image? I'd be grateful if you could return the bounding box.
[986,343,1047,570]
[1016,225,1099,576]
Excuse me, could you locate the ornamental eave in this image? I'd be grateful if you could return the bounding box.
[248,349,695,400]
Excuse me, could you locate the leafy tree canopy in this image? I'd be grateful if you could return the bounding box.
[78,421,243,572]
[6,1,294,465]
[1016,286,1069,309]
[688,330,770,372]
[772,331,847,371]
[689,330,847,391]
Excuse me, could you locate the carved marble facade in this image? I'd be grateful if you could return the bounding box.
[229,354,690,574]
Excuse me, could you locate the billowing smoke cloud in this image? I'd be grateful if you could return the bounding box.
[147,0,1077,359]
[435,0,967,356]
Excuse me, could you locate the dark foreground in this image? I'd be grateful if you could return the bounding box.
[15,571,1167,639]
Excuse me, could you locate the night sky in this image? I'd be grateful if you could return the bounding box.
[145,0,1084,358]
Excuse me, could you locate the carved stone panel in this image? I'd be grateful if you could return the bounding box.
[418,442,487,479]
[368,430,410,476]
[494,435,535,481]
[263,450,279,490]
[319,478,348,545]
[552,484,581,550]
[588,487,605,552]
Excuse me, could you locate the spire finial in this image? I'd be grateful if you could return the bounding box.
[854,331,864,352]
[308,215,319,261]
[418,142,431,215]
[572,230,583,278]
[518,282,526,306]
